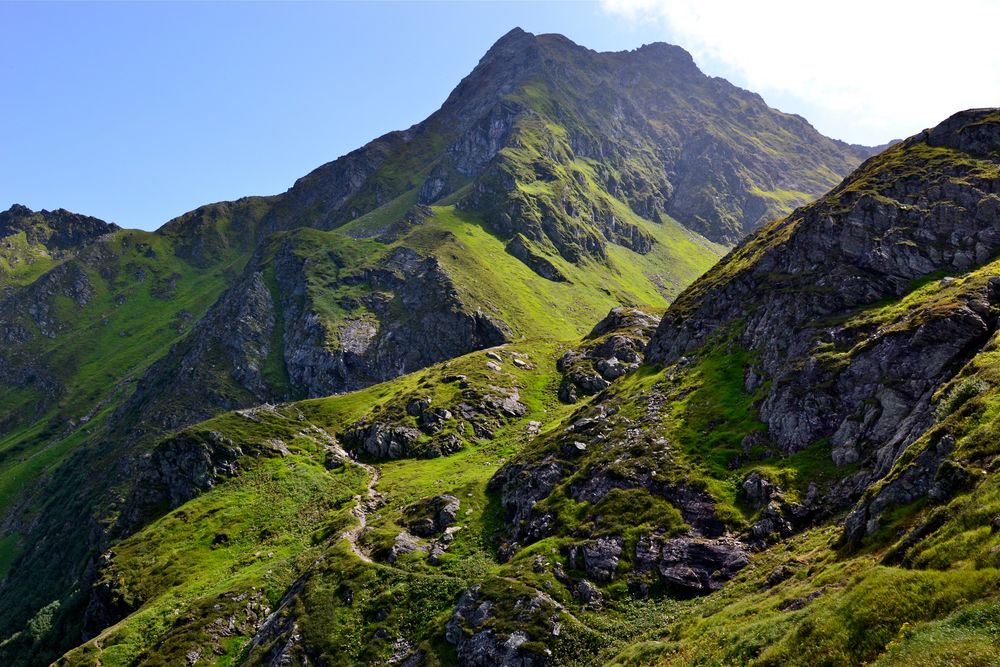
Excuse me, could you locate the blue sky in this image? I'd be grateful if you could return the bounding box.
[3,1,997,231]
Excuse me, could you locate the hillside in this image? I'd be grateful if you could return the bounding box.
[38,109,1000,666]
[0,29,874,666]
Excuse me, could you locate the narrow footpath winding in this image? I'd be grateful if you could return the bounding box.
[339,449,382,564]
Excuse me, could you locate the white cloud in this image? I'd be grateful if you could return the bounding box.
[600,0,1000,145]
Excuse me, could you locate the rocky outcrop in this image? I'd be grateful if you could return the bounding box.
[115,430,245,535]
[635,536,749,595]
[343,422,428,460]
[280,245,509,398]
[489,459,566,546]
[505,234,567,282]
[647,109,1000,478]
[445,585,553,667]
[119,269,277,433]
[405,495,461,537]
[489,365,752,597]
[558,307,660,402]
[159,197,271,267]
[81,551,134,638]
[0,204,118,251]
[121,239,510,441]
[343,364,526,460]
[567,536,623,582]
[841,433,972,546]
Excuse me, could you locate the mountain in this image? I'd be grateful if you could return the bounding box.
[0,29,877,665]
[46,108,1000,667]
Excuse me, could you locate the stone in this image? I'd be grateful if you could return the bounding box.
[741,472,777,510]
[406,397,431,417]
[654,537,750,595]
[387,532,422,563]
[445,585,553,667]
[558,308,659,402]
[575,579,603,607]
[581,536,623,582]
[406,495,461,537]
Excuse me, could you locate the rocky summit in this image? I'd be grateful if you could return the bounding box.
[2,26,996,667]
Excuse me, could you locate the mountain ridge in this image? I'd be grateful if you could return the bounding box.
[0,29,883,666]
[56,107,1000,664]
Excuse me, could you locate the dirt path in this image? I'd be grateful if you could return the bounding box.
[334,448,596,634]
[338,448,382,564]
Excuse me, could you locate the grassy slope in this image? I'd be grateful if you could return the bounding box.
[264,200,722,349]
[608,260,1000,666]
[0,140,724,663]
[414,205,721,339]
[0,228,247,510]
[57,342,569,665]
[58,341,704,665]
[0,230,61,288]
[0,222,255,657]
[59,245,1000,666]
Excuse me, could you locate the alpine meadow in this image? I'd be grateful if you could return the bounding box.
[4,13,1000,667]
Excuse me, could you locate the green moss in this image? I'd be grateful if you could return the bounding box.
[936,378,991,421]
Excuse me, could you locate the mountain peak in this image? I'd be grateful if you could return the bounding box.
[924,107,1000,155]
[632,39,697,63]
[3,203,33,217]
[281,28,871,247]
[0,204,118,249]
[478,26,539,63]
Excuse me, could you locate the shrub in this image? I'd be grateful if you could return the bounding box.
[935,378,990,421]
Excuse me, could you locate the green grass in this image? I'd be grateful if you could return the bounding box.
[43,289,1000,667]
[0,228,249,509]
[60,448,367,667]
[0,230,60,287]
[405,205,720,341]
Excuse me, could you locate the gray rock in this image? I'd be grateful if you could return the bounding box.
[645,111,1000,527]
[406,494,461,537]
[558,308,658,402]
[445,585,552,667]
[387,531,423,563]
[579,536,623,582]
[741,471,777,510]
[344,423,422,460]
[574,579,603,607]
[407,397,431,417]
[638,536,749,595]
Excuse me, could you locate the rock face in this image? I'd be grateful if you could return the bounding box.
[119,269,278,433]
[445,586,553,667]
[114,430,245,536]
[122,241,509,435]
[278,245,509,398]
[842,433,973,547]
[635,536,749,595]
[647,109,1000,488]
[0,204,118,252]
[557,307,660,402]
